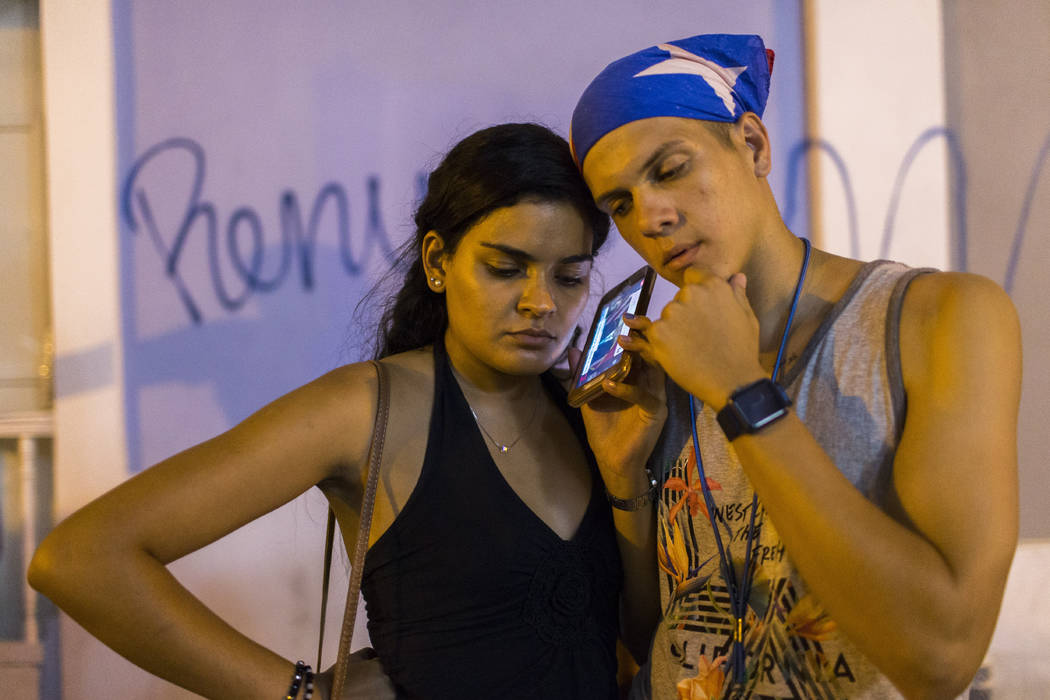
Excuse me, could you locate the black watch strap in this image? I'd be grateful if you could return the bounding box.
[716,378,792,441]
[716,400,749,442]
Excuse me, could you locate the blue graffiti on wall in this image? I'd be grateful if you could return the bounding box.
[122,129,1048,324]
[781,129,1047,294]
[120,138,399,324]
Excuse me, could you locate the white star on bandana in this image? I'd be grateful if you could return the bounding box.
[633,43,747,116]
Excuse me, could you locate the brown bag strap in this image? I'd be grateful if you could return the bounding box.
[317,359,390,696]
[316,514,336,668]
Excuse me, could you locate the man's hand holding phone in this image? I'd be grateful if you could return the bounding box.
[617,268,764,410]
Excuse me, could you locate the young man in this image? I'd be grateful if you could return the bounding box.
[572,34,1020,699]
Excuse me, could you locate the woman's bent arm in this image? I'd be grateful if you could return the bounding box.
[27,361,379,699]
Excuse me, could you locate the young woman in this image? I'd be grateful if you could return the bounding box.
[29,123,622,699]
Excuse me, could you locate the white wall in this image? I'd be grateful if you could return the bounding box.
[942,0,1050,541]
[0,0,49,413]
[808,0,950,268]
[39,0,131,696]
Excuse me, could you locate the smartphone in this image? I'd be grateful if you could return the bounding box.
[567,266,656,407]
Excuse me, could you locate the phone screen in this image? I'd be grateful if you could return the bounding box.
[575,274,648,388]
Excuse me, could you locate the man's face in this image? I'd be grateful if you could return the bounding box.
[582,116,765,287]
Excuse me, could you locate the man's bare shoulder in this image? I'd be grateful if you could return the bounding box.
[898,270,1021,394]
[902,270,1018,338]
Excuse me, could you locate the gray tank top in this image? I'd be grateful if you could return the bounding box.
[641,260,959,699]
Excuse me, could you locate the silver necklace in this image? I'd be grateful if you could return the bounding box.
[469,388,543,455]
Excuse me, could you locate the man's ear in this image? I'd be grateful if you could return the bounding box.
[421,231,448,292]
[736,112,772,178]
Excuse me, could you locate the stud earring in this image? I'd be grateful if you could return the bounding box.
[430,278,443,287]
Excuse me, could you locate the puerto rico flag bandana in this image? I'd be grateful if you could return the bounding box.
[570,34,774,168]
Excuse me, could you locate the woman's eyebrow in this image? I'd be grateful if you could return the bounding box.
[479,242,593,265]
[479,242,534,261]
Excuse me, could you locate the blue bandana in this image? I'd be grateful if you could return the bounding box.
[570,34,774,168]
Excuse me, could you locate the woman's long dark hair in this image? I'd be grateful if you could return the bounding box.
[370,123,610,359]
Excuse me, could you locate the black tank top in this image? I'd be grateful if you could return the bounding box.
[361,339,621,699]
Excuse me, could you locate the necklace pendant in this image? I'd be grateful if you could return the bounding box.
[498,445,509,454]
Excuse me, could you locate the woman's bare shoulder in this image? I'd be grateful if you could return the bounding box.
[305,346,435,444]
[372,346,436,403]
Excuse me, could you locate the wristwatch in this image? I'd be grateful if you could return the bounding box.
[716,378,792,441]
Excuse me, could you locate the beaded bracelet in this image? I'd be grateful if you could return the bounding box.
[284,660,314,700]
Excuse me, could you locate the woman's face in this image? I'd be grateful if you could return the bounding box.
[431,199,594,383]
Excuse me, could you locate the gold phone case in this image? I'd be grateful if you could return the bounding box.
[567,266,655,407]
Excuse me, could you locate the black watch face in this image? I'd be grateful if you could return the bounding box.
[736,382,789,428]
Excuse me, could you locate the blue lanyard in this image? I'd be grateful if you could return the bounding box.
[686,236,811,686]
